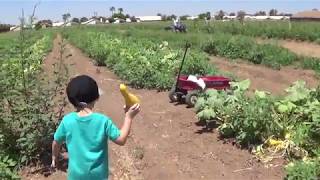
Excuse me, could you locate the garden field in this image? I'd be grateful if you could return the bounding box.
[2,20,320,180]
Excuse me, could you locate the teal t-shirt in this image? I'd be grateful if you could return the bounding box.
[54,112,120,180]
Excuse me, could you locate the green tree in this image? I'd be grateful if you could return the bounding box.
[170,14,177,20]
[62,13,71,23]
[229,12,236,16]
[130,16,137,22]
[180,15,190,21]
[198,13,207,19]
[80,17,88,23]
[110,6,115,15]
[237,10,246,24]
[118,8,124,14]
[108,17,115,23]
[161,15,167,21]
[206,11,211,20]
[269,9,278,16]
[255,11,266,16]
[71,17,80,23]
[215,10,225,20]
[112,13,126,20]
[0,24,11,33]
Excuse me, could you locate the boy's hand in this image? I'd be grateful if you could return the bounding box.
[125,104,141,119]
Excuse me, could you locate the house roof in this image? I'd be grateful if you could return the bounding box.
[291,10,320,18]
[135,16,161,21]
[81,18,100,25]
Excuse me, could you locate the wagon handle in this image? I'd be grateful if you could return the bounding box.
[175,42,191,91]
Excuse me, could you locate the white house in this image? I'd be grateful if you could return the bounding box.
[10,26,21,31]
[248,15,290,20]
[252,16,269,20]
[81,19,99,25]
[126,18,132,23]
[244,15,253,20]
[223,15,237,20]
[269,16,289,20]
[135,16,161,21]
[53,21,65,27]
[187,16,199,20]
[223,15,289,21]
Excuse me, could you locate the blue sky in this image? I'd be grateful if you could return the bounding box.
[0,0,319,24]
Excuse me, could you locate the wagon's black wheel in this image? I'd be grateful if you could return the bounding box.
[169,86,181,102]
[185,90,199,107]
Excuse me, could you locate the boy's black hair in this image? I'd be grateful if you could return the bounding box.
[66,75,99,108]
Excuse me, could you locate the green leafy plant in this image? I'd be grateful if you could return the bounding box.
[195,78,320,178]
[64,31,217,90]
[285,158,320,180]
[0,29,68,178]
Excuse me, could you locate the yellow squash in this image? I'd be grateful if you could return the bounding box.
[120,84,140,108]
[268,138,283,146]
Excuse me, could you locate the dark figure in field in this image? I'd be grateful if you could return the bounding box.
[164,23,187,33]
[175,23,187,33]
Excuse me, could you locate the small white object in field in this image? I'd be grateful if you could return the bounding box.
[187,75,206,89]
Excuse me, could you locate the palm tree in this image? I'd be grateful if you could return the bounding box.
[62,13,71,23]
[110,6,115,15]
[118,8,123,14]
[237,11,246,25]
[269,9,278,16]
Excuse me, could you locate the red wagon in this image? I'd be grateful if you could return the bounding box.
[169,43,231,107]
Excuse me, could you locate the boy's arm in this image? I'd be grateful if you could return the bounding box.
[113,115,132,146]
[113,104,140,146]
[51,140,61,168]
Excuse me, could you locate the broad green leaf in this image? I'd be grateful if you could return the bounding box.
[285,81,310,102]
[254,90,269,99]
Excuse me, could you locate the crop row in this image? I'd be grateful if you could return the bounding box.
[63,30,218,90]
[71,26,320,72]
[201,33,320,71]
[0,32,55,179]
[195,80,320,179]
[198,21,320,43]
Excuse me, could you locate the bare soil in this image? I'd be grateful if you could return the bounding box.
[211,56,319,95]
[22,36,285,180]
[257,38,320,59]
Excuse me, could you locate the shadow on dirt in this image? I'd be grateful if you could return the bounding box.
[195,120,219,134]
[28,145,68,177]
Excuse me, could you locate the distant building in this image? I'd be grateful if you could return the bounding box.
[222,15,289,21]
[52,21,77,27]
[35,20,53,29]
[250,16,289,20]
[10,26,21,31]
[223,16,237,20]
[112,18,125,24]
[269,16,289,20]
[81,19,100,25]
[187,16,199,20]
[135,16,162,22]
[93,16,108,23]
[290,10,320,21]
[126,18,132,23]
[53,22,65,27]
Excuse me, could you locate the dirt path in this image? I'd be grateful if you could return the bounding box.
[211,56,319,95]
[24,36,285,180]
[257,38,320,59]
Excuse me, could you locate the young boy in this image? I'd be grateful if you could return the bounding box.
[51,75,140,180]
